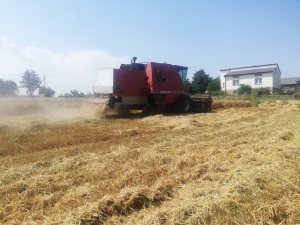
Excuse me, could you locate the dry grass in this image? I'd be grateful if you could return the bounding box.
[0,98,299,225]
[212,98,255,109]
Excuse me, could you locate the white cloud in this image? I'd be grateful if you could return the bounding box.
[0,37,129,95]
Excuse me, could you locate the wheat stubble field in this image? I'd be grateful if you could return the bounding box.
[0,98,299,225]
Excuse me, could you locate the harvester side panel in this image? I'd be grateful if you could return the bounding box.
[147,63,188,95]
[113,69,149,97]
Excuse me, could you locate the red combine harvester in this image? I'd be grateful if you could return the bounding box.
[107,57,212,115]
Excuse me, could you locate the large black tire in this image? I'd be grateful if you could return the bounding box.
[176,94,191,113]
[106,97,114,109]
[142,104,155,116]
[207,96,212,112]
[118,105,129,115]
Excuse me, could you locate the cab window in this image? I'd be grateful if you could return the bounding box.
[156,69,166,82]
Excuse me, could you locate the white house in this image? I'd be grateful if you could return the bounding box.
[220,64,281,94]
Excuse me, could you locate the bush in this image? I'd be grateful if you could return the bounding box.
[253,87,270,97]
[210,91,226,97]
[39,86,55,97]
[208,77,221,92]
[238,84,252,95]
[294,93,300,99]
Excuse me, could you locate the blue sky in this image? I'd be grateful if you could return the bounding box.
[0,0,300,94]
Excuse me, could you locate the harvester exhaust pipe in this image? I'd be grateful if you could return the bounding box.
[131,56,137,64]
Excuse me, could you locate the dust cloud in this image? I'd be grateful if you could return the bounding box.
[0,97,107,129]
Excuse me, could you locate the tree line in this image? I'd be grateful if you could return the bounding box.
[184,69,220,94]
[1,68,221,97]
[0,70,55,97]
[0,70,90,98]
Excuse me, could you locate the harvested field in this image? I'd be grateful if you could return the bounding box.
[0,98,299,224]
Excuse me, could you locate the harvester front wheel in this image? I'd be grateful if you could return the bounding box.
[176,94,191,113]
[106,97,115,109]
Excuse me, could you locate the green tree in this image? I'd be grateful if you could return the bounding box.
[191,69,212,93]
[207,77,221,92]
[183,78,193,92]
[20,70,42,96]
[238,84,252,95]
[39,86,56,97]
[62,89,86,98]
[0,79,18,96]
[70,89,85,97]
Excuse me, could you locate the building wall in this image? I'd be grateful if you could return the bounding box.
[229,73,272,93]
[221,72,277,94]
[220,71,227,92]
[273,68,281,92]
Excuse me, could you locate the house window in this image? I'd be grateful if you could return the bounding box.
[255,78,262,85]
[233,80,239,86]
[255,73,262,77]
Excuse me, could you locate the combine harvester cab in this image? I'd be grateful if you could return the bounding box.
[107,57,212,116]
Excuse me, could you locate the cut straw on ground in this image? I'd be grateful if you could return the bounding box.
[0,98,299,224]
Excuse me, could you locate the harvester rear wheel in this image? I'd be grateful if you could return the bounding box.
[176,94,191,113]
